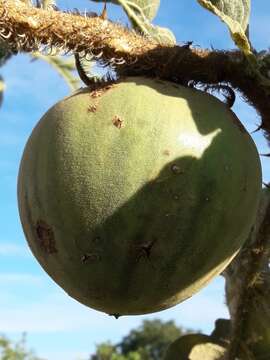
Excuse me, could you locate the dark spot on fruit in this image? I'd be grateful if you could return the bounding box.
[90,83,115,98]
[163,149,170,156]
[81,253,101,263]
[113,116,123,129]
[87,104,97,112]
[136,238,157,261]
[171,164,183,174]
[35,220,57,254]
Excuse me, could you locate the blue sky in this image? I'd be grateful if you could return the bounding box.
[0,1,269,359]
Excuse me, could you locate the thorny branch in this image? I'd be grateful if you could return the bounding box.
[1,1,270,359]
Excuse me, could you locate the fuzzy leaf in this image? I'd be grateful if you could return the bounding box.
[91,0,160,21]
[197,0,251,54]
[147,25,176,46]
[40,0,56,10]
[91,0,175,45]
[31,53,80,91]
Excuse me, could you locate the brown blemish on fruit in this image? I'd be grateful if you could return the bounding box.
[136,238,157,262]
[81,253,101,263]
[90,83,115,98]
[163,149,170,156]
[88,104,97,112]
[35,220,57,254]
[90,89,103,98]
[113,116,123,129]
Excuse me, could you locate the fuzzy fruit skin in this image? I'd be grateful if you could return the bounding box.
[18,77,261,315]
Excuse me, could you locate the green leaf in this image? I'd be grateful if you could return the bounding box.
[91,0,176,45]
[147,25,176,46]
[31,53,80,91]
[197,0,251,54]
[117,0,176,45]
[91,0,160,21]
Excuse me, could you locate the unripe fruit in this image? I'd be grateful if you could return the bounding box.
[18,77,261,315]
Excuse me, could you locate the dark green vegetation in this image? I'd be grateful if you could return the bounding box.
[90,319,190,360]
[18,77,262,316]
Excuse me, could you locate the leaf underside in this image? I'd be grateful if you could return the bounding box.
[91,0,176,45]
[197,0,251,54]
[92,0,160,20]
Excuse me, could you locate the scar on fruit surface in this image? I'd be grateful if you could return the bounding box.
[89,83,115,99]
[35,220,57,254]
[113,115,124,129]
[163,149,170,156]
[81,253,101,263]
[88,104,97,113]
[136,238,157,263]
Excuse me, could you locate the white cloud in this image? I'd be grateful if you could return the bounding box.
[0,276,229,335]
[0,273,43,285]
[0,243,30,257]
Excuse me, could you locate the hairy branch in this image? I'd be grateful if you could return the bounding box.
[0,0,157,60]
[1,0,270,141]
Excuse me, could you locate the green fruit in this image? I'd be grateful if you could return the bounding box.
[17,77,261,315]
[164,334,226,360]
